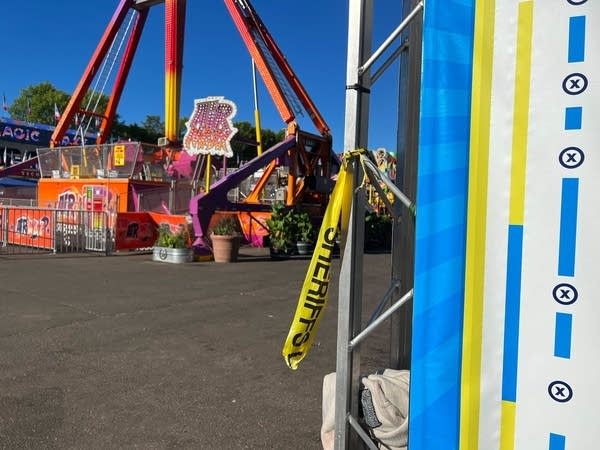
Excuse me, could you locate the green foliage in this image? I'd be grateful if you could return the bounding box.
[142,115,164,137]
[230,121,286,162]
[294,210,315,243]
[8,82,69,124]
[265,203,296,253]
[8,83,285,148]
[112,119,161,144]
[265,203,315,252]
[211,216,241,236]
[155,224,191,249]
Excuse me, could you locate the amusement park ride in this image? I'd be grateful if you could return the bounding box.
[4,0,336,256]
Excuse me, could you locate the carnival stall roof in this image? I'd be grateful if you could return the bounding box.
[0,177,37,187]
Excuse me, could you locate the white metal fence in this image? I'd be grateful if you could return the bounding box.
[0,206,111,256]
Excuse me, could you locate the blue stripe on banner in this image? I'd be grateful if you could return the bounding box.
[568,16,586,63]
[554,313,573,359]
[427,1,474,33]
[412,291,464,359]
[414,258,466,315]
[421,88,472,117]
[415,225,468,274]
[422,60,474,90]
[565,107,583,130]
[409,1,475,448]
[502,225,523,402]
[417,196,468,237]
[424,30,475,64]
[549,433,566,450]
[408,381,461,444]
[415,168,468,205]
[558,178,579,277]
[418,142,470,176]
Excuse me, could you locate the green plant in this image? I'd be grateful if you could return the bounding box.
[294,210,315,243]
[211,216,241,236]
[155,224,191,249]
[265,203,297,254]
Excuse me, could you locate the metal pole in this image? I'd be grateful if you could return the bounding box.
[391,0,423,370]
[350,289,414,349]
[252,59,263,156]
[358,1,423,75]
[335,0,372,447]
[347,415,379,450]
[1,207,7,247]
[334,159,366,450]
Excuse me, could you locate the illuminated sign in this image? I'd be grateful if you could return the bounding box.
[183,96,238,157]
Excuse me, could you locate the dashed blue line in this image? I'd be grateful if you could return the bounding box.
[554,313,573,359]
[549,433,566,450]
[568,16,586,63]
[565,107,582,130]
[558,178,579,277]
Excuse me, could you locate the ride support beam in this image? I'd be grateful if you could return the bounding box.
[50,0,135,147]
[100,8,149,144]
[165,0,186,146]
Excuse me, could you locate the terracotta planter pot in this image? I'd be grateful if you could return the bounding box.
[211,234,241,263]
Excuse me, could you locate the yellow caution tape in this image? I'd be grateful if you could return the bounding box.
[282,159,354,370]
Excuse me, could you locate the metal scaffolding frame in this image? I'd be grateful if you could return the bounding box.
[334,0,423,448]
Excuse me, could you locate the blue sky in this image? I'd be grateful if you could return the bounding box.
[4,1,404,152]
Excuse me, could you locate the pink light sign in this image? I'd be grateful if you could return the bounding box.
[183,96,238,157]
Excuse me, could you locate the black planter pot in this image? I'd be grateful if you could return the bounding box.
[296,241,313,256]
[269,246,291,260]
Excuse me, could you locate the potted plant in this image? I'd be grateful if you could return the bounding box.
[294,209,315,255]
[210,215,242,263]
[153,223,193,263]
[265,203,297,259]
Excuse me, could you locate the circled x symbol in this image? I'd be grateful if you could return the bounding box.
[567,0,587,4]
[548,380,573,403]
[552,283,578,305]
[559,147,584,169]
[562,73,588,95]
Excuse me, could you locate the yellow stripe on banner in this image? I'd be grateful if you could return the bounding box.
[459,0,495,449]
[509,1,533,226]
[500,401,516,450]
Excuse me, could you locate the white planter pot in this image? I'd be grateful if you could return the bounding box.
[152,246,193,264]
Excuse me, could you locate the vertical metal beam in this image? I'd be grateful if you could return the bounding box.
[391,0,422,370]
[334,159,366,450]
[165,0,186,145]
[335,0,372,448]
[343,1,372,153]
[51,0,134,147]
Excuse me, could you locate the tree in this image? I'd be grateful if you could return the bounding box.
[111,120,157,143]
[8,83,69,124]
[9,82,110,128]
[9,83,287,152]
[142,115,164,137]
[230,121,285,162]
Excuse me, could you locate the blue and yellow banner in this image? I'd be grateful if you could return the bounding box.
[412,0,598,449]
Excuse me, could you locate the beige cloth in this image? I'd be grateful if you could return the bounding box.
[321,369,409,450]
[321,372,337,450]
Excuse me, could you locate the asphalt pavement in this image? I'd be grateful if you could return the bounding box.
[0,248,393,449]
